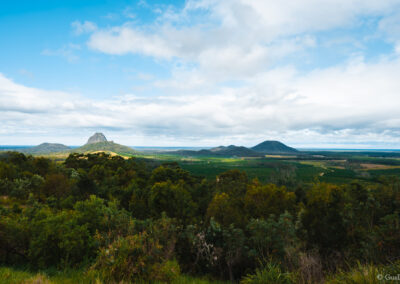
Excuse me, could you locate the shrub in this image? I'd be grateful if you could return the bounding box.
[327,263,382,284]
[246,212,298,265]
[296,252,323,284]
[241,263,295,284]
[93,232,180,283]
[152,260,181,283]
[244,184,296,218]
[326,261,400,284]
[28,209,93,268]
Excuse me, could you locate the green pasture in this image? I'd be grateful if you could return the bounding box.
[143,153,400,185]
[37,150,400,185]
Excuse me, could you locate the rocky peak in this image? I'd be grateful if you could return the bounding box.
[86,132,107,144]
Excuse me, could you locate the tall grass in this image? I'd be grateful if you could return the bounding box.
[326,261,400,284]
[241,263,295,284]
[0,267,229,284]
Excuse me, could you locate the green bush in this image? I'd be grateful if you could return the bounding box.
[93,232,180,283]
[153,260,181,283]
[246,212,298,265]
[28,209,93,268]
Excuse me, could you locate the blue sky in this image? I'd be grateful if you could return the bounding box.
[0,0,179,98]
[1,0,400,147]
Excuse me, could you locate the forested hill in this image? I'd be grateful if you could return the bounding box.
[21,143,70,154]
[72,141,136,155]
[209,145,263,156]
[170,141,298,157]
[251,140,298,154]
[172,145,263,157]
[14,133,137,156]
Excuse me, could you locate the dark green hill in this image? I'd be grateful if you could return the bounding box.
[172,145,263,157]
[251,140,298,154]
[209,145,263,157]
[23,143,71,154]
[72,141,136,155]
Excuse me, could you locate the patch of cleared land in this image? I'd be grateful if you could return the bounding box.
[361,163,400,170]
[265,155,297,158]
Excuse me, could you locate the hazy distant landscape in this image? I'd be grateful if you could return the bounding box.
[6,132,400,186]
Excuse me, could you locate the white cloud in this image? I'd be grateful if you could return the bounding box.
[5,1,400,146]
[85,0,400,82]
[87,1,400,56]
[2,52,400,146]
[88,26,175,58]
[188,0,399,35]
[396,43,400,54]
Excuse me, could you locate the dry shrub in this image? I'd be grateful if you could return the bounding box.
[23,274,51,284]
[297,252,324,283]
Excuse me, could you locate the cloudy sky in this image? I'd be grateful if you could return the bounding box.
[1,0,400,148]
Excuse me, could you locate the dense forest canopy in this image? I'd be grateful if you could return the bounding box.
[0,151,399,283]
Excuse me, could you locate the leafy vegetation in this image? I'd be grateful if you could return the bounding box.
[0,151,399,283]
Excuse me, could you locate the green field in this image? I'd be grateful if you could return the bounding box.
[130,151,400,186]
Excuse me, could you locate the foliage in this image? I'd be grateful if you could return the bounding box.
[28,208,93,268]
[0,151,399,282]
[246,212,298,265]
[93,217,180,283]
[299,183,348,254]
[149,180,196,221]
[244,183,296,218]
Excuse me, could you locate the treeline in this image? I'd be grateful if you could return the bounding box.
[0,152,399,283]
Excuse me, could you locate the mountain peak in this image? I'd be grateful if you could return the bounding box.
[86,132,107,145]
[251,140,298,154]
[206,145,263,157]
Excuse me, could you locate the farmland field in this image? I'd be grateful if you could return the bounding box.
[130,150,400,186]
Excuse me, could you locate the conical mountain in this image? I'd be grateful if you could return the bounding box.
[86,132,107,144]
[75,133,136,155]
[251,140,298,154]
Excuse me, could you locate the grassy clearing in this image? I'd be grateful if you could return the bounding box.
[0,267,34,284]
[360,163,400,170]
[0,267,229,284]
[0,267,99,284]
[299,160,329,168]
[3,263,399,284]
